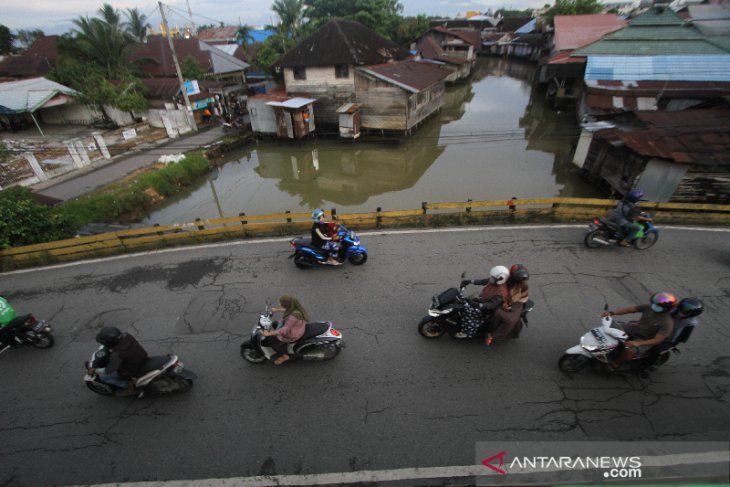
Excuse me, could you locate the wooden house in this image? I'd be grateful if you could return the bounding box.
[271,20,410,127]
[414,36,470,83]
[414,28,481,64]
[572,109,730,203]
[354,59,451,134]
[248,94,316,139]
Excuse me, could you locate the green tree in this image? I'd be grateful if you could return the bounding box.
[495,8,534,17]
[15,29,45,50]
[181,55,205,80]
[236,24,254,49]
[272,0,306,40]
[254,32,295,71]
[124,8,151,43]
[391,15,429,46]
[304,0,403,39]
[542,0,602,25]
[0,24,14,54]
[0,187,75,249]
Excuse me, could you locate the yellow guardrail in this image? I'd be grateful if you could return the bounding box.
[2,197,730,268]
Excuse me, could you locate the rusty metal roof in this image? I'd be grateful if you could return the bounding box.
[0,36,59,78]
[356,59,452,93]
[553,14,627,51]
[595,109,730,165]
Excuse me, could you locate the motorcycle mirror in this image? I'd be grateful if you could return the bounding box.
[461,271,466,279]
[603,302,609,311]
[265,298,271,306]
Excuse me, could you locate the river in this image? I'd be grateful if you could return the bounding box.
[142,57,603,225]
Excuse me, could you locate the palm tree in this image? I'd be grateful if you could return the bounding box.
[98,3,122,28]
[236,24,254,49]
[272,0,305,40]
[71,14,137,79]
[124,8,151,43]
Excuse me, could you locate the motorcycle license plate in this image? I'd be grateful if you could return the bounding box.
[33,321,50,332]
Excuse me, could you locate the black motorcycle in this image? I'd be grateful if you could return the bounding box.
[0,314,54,355]
[418,278,534,339]
[584,212,658,250]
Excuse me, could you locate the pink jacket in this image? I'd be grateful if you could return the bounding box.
[277,315,306,343]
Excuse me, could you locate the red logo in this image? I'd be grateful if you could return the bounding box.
[482,451,507,475]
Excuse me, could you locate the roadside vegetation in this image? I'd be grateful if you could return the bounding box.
[0,153,211,248]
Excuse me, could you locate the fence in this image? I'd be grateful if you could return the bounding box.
[2,197,730,269]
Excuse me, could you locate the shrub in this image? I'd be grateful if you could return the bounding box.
[0,186,76,248]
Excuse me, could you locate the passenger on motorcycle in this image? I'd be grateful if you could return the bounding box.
[649,297,703,360]
[311,208,341,266]
[457,266,512,344]
[610,189,652,247]
[488,264,530,344]
[261,295,309,365]
[601,292,677,368]
[87,327,148,396]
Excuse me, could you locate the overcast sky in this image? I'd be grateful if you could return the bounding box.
[2,0,545,34]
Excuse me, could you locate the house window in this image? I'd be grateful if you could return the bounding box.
[335,65,349,79]
[293,67,306,80]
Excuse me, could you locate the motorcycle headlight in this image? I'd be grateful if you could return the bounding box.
[428,309,440,317]
[581,344,598,352]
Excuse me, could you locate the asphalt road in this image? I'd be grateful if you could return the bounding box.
[1,225,729,486]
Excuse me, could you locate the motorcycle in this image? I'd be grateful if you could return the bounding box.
[289,223,368,269]
[584,212,658,250]
[418,278,535,339]
[0,314,53,355]
[84,348,196,397]
[240,301,345,363]
[558,311,674,375]
[221,114,246,132]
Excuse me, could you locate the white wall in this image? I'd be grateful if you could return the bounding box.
[284,66,354,92]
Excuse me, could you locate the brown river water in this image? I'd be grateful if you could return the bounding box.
[142,57,603,225]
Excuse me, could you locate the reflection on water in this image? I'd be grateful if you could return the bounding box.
[143,58,602,225]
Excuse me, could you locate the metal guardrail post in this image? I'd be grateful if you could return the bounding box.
[154,223,163,236]
[195,218,204,230]
[376,207,382,228]
[331,208,337,221]
[286,211,291,223]
[239,212,247,225]
[466,199,472,223]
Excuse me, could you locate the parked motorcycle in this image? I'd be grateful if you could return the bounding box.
[584,212,658,250]
[0,314,53,355]
[418,278,534,339]
[558,311,673,375]
[222,114,246,132]
[240,301,345,363]
[84,348,196,397]
[289,223,368,269]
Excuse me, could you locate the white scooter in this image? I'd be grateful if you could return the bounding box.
[558,312,673,374]
[240,301,344,364]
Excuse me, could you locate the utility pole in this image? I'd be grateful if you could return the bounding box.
[158,1,198,132]
[185,0,196,37]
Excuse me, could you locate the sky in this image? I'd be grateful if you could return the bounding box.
[1,0,545,34]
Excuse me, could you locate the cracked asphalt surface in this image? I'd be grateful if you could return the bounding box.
[0,225,728,486]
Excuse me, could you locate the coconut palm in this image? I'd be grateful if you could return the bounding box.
[124,8,151,42]
[236,24,254,49]
[71,13,137,79]
[272,0,306,40]
[98,3,122,28]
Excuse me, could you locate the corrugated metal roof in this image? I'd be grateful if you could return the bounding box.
[266,97,316,108]
[553,14,627,51]
[356,60,451,93]
[585,55,730,81]
[0,77,76,113]
[515,18,537,35]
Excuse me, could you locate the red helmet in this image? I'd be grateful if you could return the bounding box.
[509,264,529,282]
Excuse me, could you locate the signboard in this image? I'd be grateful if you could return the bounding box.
[183,80,200,96]
[192,98,214,110]
[122,128,137,140]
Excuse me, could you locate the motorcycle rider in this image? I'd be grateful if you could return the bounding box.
[601,292,677,368]
[610,188,652,247]
[0,296,18,349]
[310,208,341,265]
[86,327,148,396]
[456,266,511,343]
[488,264,530,343]
[261,295,309,365]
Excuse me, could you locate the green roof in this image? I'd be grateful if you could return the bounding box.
[573,6,730,56]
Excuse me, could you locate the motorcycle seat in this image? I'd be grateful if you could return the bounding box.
[292,237,325,252]
[598,217,621,232]
[298,322,330,342]
[137,355,171,374]
[5,315,30,330]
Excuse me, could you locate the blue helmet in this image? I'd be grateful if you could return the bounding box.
[312,208,324,221]
[626,189,644,203]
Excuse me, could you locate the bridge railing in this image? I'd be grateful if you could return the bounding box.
[2,197,729,268]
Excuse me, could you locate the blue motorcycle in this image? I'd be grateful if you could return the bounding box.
[584,212,658,250]
[289,224,368,269]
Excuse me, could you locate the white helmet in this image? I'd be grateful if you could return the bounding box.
[489,265,510,285]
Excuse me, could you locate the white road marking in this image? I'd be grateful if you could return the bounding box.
[75,450,729,486]
[3,224,729,276]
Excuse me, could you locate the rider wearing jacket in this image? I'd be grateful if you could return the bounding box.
[310,208,341,265]
[610,189,652,247]
[87,327,148,395]
[0,297,18,348]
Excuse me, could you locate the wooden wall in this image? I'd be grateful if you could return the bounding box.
[284,66,355,126]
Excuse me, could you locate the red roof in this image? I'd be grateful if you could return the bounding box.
[131,36,214,77]
[198,27,239,43]
[0,36,58,79]
[553,14,626,51]
[417,36,468,65]
[545,51,586,64]
[430,27,482,48]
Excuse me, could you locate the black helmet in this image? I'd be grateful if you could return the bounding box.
[96,327,123,347]
[676,298,704,318]
[510,264,529,282]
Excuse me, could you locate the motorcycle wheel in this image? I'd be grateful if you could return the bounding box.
[633,232,658,250]
[240,342,266,363]
[583,230,605,249]
[294,253,316,270]
[29,331,54,349]
[172,375,194,393]
[654,352,670,368]
[348,252,368,266]
[418,317,446,339]
[86,380,114,396]
[558,353,590,373]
